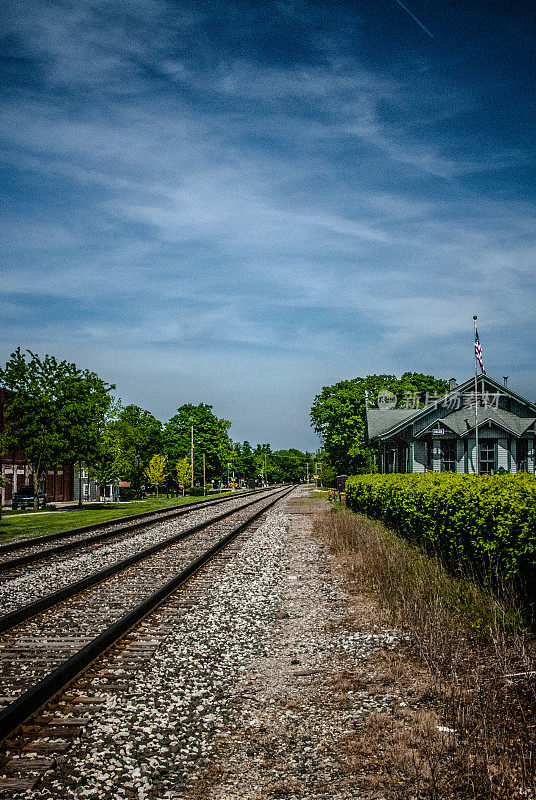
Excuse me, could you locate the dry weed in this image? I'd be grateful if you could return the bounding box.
[316,507,536,799]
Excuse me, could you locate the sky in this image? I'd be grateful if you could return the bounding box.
[1,0,535,451]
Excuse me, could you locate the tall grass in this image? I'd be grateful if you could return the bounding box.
[318,506,536,798]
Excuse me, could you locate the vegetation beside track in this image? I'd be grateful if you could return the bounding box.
[319,505,536,798]
[0,492,240,545]
[345,473,536,596]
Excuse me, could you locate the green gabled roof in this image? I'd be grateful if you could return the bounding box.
[454,375,536,412]
[366,408,421,441]
[366,375,536,443]
[431,407,536,438]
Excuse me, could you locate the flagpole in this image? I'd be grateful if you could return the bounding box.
[473,315,479,475]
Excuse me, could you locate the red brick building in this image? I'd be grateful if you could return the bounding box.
[0,389,74,505]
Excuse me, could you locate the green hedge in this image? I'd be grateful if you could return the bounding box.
[345,473,536,588]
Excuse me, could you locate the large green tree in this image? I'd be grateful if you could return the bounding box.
[106,404,163,494]
[0,348,114,508]
[0,433,7,519]
[253,444,273,484]
[163,403,232,484]
[90,403,120,487]
[310,372,449,475]
[270,449,315,483]
[232,441,256,483]
[315,450,337,487]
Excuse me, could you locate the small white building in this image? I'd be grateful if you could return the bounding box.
[73,465,120,502]
[366,376,536,474]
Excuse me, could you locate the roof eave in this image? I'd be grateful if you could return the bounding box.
[414,420,458,438]
[459,419,527,438]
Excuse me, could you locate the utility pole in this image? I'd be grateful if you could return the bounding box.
[202,451,206,496]
[78,460,83,508]
[306,461,309,483]
[190,425,194,489]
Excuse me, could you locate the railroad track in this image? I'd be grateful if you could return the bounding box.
[0,488,267,574]
[0,484,294,746]
[0,489,282,617]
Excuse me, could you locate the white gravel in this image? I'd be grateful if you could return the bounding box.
[0,491,277,615]
[19,504,292,799]
[6,488,413,800]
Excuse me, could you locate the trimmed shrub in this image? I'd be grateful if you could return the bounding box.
[345,473,536,593]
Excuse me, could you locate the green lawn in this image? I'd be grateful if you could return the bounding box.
[0,492,238,545]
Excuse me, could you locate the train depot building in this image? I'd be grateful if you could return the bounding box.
[366,375,536,474]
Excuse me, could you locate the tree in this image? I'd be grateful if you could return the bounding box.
[107,405,162,496]
[61,372,116,507]
[163,404,232,485]
[0,433,7,520]
[270,449,315,483]
[145,454,168,497]
[0,349,114,509]
[310,372,449,475]
[316,450,336,487]
[232,441,257,483]
[175,457,192,495]
[90,419,122,498]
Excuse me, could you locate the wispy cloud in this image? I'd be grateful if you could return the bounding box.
[0,0,535,447]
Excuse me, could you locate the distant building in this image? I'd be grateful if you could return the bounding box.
[73,465,120,502]
[366,375,536,474]
[0,388,74,505]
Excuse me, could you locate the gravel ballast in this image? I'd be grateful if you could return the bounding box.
[3,489,427,800]
[0,491,279,615]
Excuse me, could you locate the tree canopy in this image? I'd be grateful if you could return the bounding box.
[0,348,114,505]
[310,372,449,475]
[270,449,315,483]
[228,443,314,484]
[175,457,192,493]
[163,403,232,484]
[145,454,168,496]
[106,404,163,491]
[231,440,256,482]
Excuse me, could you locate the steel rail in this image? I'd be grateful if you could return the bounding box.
[0,488,267,562]
[0,489,272,573]
[0,485,294,744]
[0,487,289,634]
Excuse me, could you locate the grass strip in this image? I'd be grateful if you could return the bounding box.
[317,505,536,799]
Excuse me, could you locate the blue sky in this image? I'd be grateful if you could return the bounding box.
[1,0,535,450]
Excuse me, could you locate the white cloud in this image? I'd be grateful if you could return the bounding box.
[1,0,535,446]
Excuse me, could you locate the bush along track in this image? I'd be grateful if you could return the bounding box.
[344,473,536,603]
[320,506,536,799]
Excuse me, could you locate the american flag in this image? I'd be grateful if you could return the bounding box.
[475,328,486,374]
